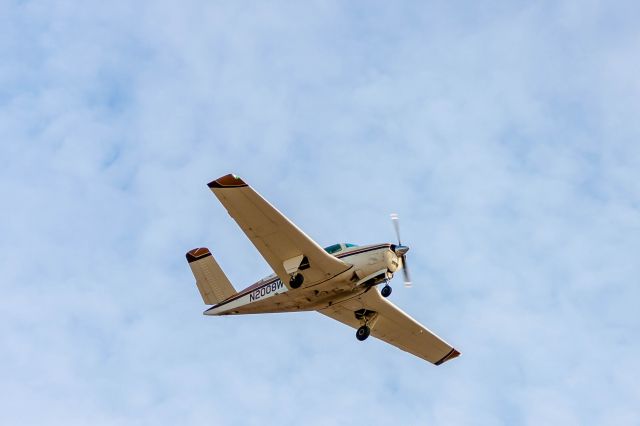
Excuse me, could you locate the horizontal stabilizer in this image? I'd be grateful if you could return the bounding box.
[186,247,237,305]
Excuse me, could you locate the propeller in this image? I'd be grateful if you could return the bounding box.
[390,213,412,288]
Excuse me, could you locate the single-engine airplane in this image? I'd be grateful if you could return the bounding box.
[186,173,460,365]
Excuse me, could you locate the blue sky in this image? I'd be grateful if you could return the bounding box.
[2,1,639,424]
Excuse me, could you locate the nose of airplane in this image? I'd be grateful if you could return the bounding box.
[394,245,409,256]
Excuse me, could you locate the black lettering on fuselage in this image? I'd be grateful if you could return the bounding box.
[249,279,284,302]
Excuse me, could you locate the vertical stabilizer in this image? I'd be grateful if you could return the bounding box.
[186,248,237,305]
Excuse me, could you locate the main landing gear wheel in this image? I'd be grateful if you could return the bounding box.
[356,325,370,341]
[381,285,392,298]
[289,273,304,289]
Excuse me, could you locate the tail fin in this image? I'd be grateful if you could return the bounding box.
[186,247,237,305]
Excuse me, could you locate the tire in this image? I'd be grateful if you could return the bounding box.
[290,274,304,289]
[356,325,370,341]
[381,285,392,298]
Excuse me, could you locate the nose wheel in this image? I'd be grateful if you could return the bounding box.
[381,284,392,298]
[356,325,370,341]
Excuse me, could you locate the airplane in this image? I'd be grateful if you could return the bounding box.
[186,173,460,365]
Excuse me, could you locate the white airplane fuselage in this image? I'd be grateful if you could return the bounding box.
[205,243,401,316]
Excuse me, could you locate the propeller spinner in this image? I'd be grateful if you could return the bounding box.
[390,213,412,288]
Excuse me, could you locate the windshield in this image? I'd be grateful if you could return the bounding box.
[324,243,359,254]
[324,244,342,254]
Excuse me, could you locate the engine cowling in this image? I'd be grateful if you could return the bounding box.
[384,250,400,273]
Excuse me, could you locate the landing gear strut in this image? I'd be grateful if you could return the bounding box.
[381,284,392,298]
[289,273,304,289]
[356,325,370,341]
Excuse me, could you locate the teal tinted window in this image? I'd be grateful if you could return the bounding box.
[324,244,342,254]
[345,243,358,248]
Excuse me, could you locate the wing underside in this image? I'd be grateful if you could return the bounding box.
[208,174,352,288]
[319,287,460,365]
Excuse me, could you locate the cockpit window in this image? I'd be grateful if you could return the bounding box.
[324,243,359,254]
[324,244,342,254]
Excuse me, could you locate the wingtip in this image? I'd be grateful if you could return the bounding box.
[434,348,461,366]
[186,247,212,263]
[207,174,248,189]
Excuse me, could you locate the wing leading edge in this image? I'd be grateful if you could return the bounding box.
[319,287,460,365]
[208,174,352,288]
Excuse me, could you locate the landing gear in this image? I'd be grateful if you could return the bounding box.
[356,325,370,341]
[354,309,376,341]
[289,273,304,289]
[381,284,392,298]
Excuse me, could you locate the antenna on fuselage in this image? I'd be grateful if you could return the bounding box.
[390,213,412,288]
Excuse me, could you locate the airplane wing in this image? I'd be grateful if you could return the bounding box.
[208,174,352,288]
[318,287,460,365]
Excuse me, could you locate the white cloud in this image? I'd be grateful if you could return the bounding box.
[1,0,639,424]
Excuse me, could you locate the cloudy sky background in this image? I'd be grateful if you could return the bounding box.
[2,1,639,424]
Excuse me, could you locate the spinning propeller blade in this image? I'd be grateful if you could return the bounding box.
[390,213,412,288]
[390,213,402,245]
[401,255,412,288]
